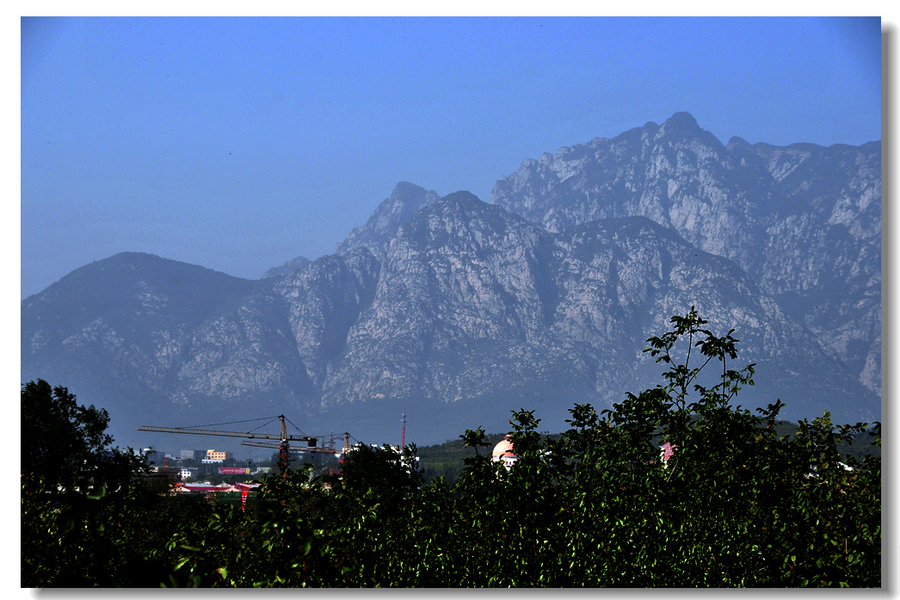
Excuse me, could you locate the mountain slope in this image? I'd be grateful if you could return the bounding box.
[489,112,880,397]
[21,253,313,442]
[318,193,877,428]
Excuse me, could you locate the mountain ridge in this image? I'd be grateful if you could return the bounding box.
[489,112,880,398]
[21,113,880,449]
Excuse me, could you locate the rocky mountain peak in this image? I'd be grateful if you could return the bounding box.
[262,255,311,279]
[726,135,752,149]
[335,181,440,259]
[489,114,880,402]
[658,111,699,134]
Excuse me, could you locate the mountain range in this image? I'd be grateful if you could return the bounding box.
[21,113,881,451]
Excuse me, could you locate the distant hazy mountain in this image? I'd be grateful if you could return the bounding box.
[335,181,441,259]
[21,114,880,450]
[261,256,310,280]
[490,112,880,398]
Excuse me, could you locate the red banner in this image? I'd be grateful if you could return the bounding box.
[218,467,250,475]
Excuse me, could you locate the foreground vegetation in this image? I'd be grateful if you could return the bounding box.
[22,309,881,587]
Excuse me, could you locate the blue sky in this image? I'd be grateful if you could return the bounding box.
[20,16,884,299]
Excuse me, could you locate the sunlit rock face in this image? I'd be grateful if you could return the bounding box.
[318,191,875,426]
[490,112,880,399]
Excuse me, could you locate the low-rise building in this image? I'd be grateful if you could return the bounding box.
[201,449,233,463]
[181,449,205,461]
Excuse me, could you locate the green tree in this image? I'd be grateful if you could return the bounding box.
[20,308,881,588]
[21,379,154,587]
[540,307,881,586]
[21,379,146,497]
[336,442,422,510]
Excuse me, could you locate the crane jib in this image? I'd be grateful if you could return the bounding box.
[136,425,317,446]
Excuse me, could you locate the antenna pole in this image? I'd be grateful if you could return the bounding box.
[401,413,407,451]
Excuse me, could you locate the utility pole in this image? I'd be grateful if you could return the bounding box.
[401,413,407,451]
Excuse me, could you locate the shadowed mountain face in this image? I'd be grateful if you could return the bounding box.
[22,114,880,449]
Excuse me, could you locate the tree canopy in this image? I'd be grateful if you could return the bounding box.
[21,379,146,496]
[21,310,881,587]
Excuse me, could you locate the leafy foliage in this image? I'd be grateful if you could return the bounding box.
[21,309,881,587]
[21,379,146,496]
[21,379,156,586]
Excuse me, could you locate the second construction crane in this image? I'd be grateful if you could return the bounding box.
[138,414,349,476]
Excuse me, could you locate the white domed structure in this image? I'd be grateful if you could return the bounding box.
[492,436,518,468]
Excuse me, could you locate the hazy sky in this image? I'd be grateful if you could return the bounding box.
[20,16,883,299]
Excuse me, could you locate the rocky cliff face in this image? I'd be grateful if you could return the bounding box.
[320,193,874,423]
[273,248,380,391]
[21,115,880,448]
[490,112,881,398]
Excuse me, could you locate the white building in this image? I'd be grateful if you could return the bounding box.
[492,436,519,468]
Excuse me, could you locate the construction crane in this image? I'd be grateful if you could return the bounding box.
[138,414,329,477]
[242,432,351,457]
